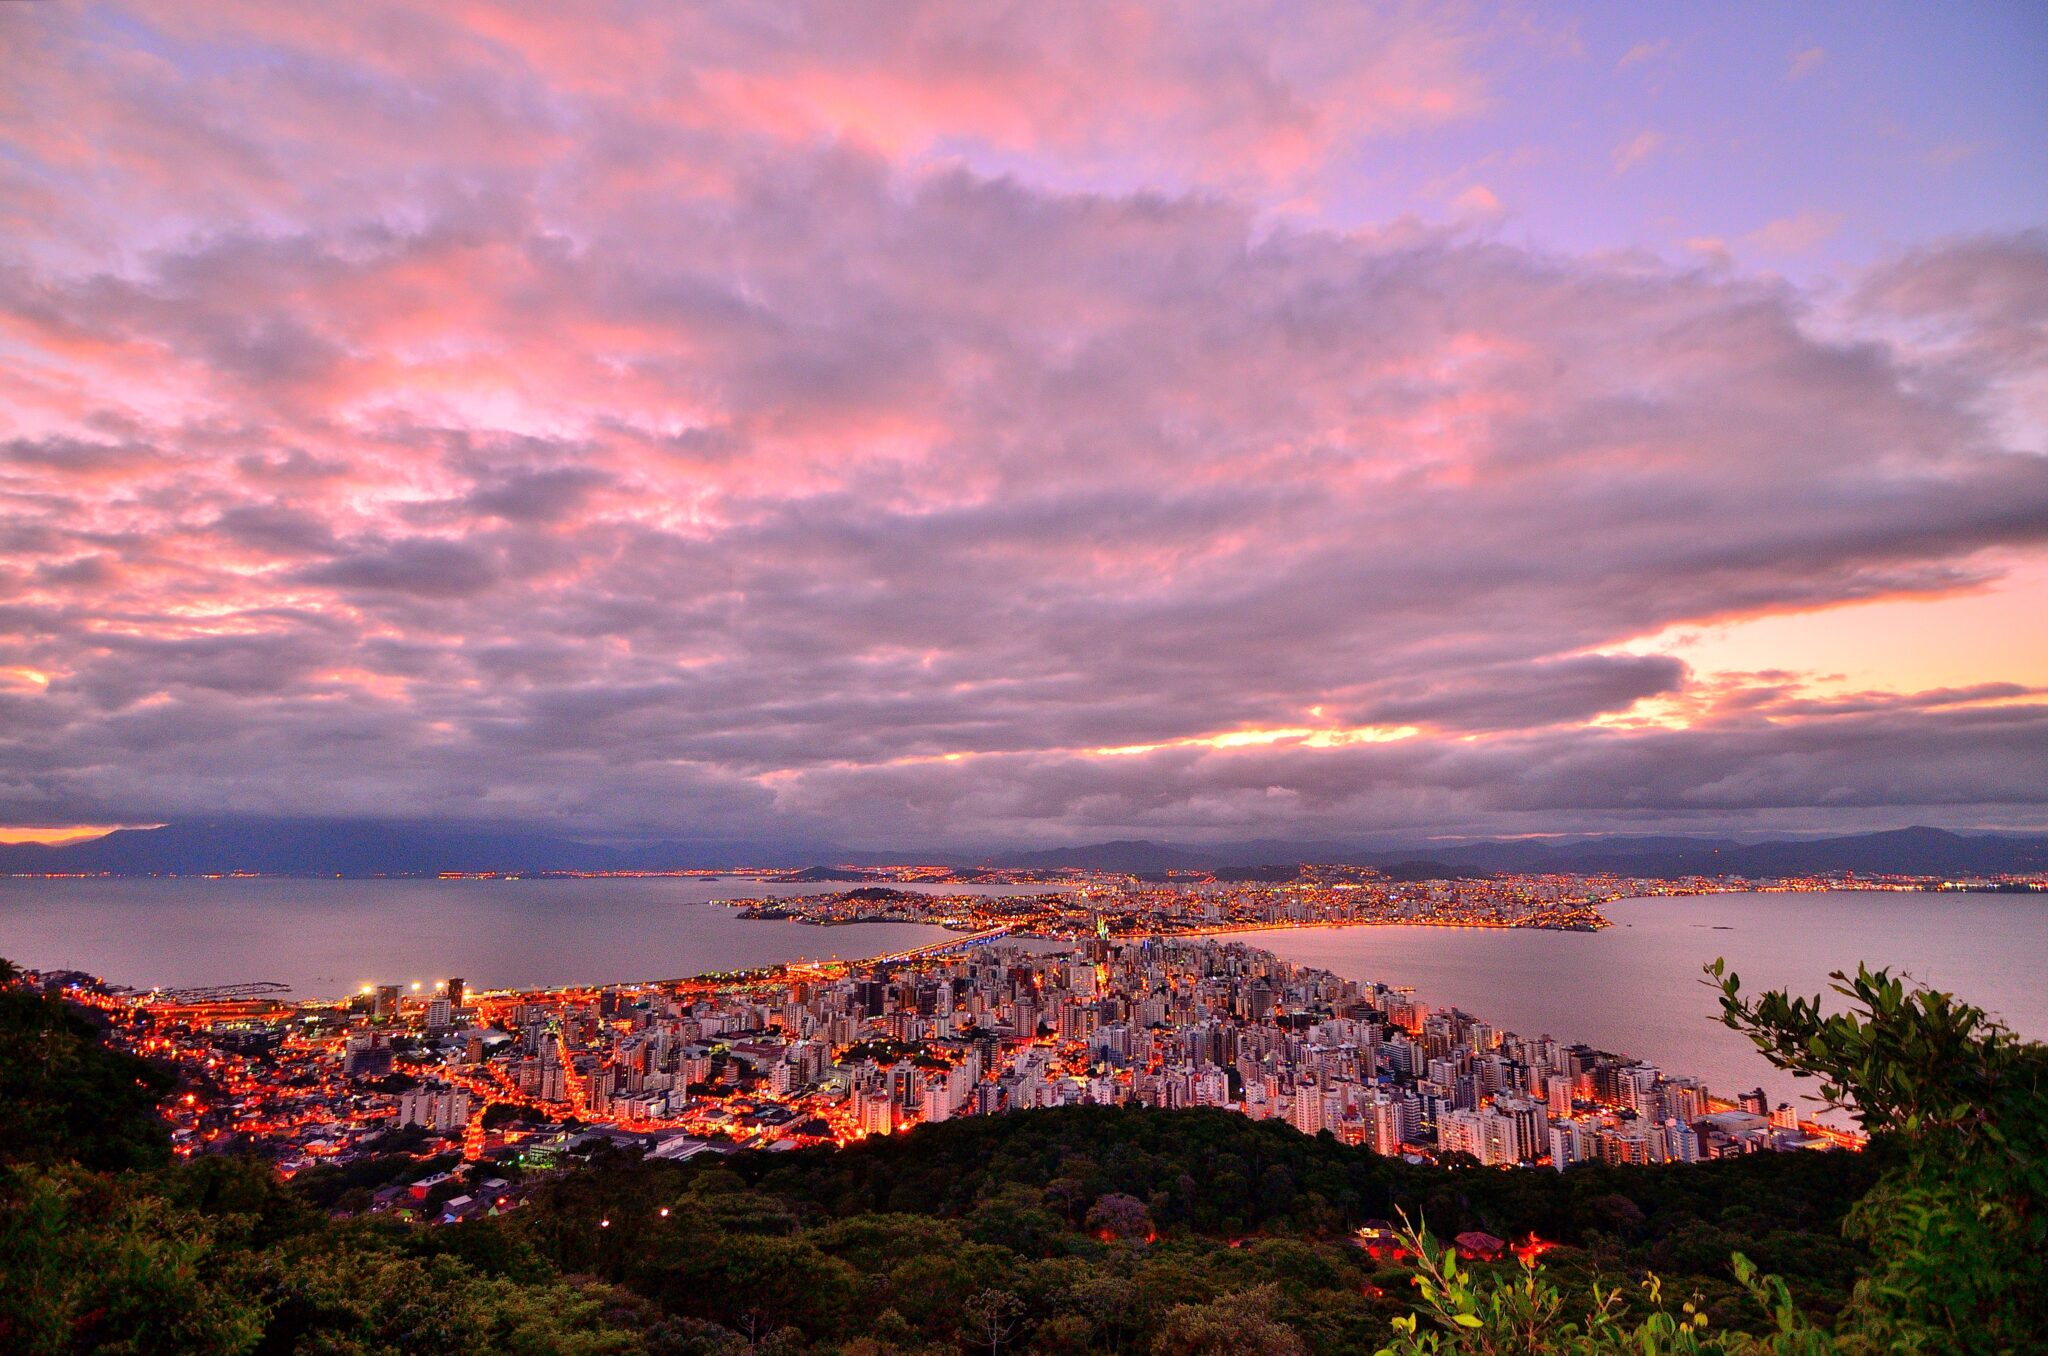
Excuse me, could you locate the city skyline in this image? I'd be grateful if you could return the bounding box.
[48,923,1859,1188]
[3,2,2045,848]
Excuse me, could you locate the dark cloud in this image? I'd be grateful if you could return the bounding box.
[33,554,121,588]
[1349,655,1690,733]
[293,539,499,597]
[3,437,160,475]
[462,467,613,524]
[211,503,342,557]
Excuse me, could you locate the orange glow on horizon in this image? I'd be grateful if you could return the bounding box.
[0,823,153,845]
[1089,724,1423,757]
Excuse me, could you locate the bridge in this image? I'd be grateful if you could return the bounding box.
[145,980,292,1003]
[864,925,1015,965]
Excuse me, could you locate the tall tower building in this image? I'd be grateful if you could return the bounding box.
[1289,1080,1326,1137]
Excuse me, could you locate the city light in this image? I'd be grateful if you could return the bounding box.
[43,866,1904,1233]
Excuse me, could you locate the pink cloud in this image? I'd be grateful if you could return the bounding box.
[1742,209,1844,256]
[1611,129,1664,175]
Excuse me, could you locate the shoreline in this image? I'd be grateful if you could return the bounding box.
[12,883,2034,1009]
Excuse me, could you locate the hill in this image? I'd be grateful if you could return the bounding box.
[984,826,2048,878]
[3,818,2043,879]
[0,819,849,876]
[769,865,888,883]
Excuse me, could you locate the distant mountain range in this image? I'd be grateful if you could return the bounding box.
[0,821,829,877]
[993,826,2048,877]
[2,819,2044,880]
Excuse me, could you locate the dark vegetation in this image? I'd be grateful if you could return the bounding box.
[0,954,2039,1354]
[770,867,888,883]
[0,964,173,1172]
[1210,860,1490,884]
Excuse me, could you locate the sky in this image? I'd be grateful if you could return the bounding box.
[1,1,2044,849]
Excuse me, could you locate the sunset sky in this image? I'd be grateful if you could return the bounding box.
[1,1,2044,847]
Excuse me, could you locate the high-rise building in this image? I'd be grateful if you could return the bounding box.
[857,1086,896,1135]
[341,1032,394,1077]
[1475,1107,1520,1166]
[1368,1094,1404,1155]
[1289,1080,1326,1137]
[398,1088,472,1131]
[1492,1094,1547,1158]
[1547,1122,1580,1170]
[1438,1107,1479,1157]
[1661,1077,1707,1124]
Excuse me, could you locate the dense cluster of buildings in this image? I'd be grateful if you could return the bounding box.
[731,873,1627,935]
[61,924,1858,1212]
[716,864,2034,938]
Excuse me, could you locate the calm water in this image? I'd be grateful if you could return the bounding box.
[0,876,1051,998]
[1222,891,2048,1118]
